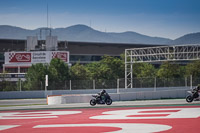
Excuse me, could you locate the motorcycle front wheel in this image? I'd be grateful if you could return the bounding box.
[106,99,112,105]
[186,95,194,103]
[90,99,96,106]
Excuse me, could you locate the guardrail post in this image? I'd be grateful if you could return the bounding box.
[190,75,193,89]
[93,80,95,90]
[154,77,157,91]
[19,78,22,91]
[185,77,187,87]
[70,80,72,90]
[117,79,119,94]
[65,81,66,90]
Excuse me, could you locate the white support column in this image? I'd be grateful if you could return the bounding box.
[154,77,157,91]
[18,66,20,73]
[125,49,127,89]
[70,80,72,91]
[117,79,119,94]
[130,51,133,88]
[190,75,193,89]
[45,75,48,91]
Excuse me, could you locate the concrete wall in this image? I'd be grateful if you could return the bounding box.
[0,89,117,99]
[47,89,190,105]
[0,87,190,101]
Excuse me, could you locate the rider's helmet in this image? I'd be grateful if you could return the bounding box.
[102,89,106,94]
[197,84,200,90]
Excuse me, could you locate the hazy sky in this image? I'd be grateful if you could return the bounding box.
[0,0,200,39]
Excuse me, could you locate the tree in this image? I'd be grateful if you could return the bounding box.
[86,62,102,80]
[70,62,89,80]
[24,63,48,90]
[86,55,125,80]
[131,63,156,78]
[157,61,183,78]
[0,72,18,91]
[48,58,70,82]
[185,60,200,78]
[137,63,156,78]
[25,58,70,90]
[100,55,125,79]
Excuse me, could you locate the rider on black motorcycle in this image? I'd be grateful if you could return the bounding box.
[98,89,107,103]
[90,89,112,106]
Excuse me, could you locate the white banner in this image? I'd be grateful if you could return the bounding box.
[4,51,69,64]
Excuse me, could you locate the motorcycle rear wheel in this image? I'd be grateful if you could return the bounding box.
[90,99,96,106]
[186,95,194,103]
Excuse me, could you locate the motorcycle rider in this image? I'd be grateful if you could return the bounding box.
[197,84,200,90]
[193,84,200,98]
[98,89,107,103]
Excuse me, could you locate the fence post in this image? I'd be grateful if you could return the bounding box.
[185,77,187,87]
[70,80,71,90]
[190,75,193,89]
[117,79,119,94]
[19,78,22,91]
[154,77,157,91]
[65,81,66,90]
[41,81,43,90]
[93,80,95,90]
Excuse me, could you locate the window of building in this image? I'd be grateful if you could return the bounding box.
[5,67,18,73]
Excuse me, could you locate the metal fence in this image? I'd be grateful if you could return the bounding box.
[0,76,200,91]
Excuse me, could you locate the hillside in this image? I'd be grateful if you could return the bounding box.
[0,25,200,45]
[0,25,171,44]
[171,32,200,44]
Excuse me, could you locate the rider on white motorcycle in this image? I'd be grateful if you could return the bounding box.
[186,84,200,103]
[193,84,200,97]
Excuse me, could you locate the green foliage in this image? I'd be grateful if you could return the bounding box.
[86,62,104,80]
[24,58,70,90]
[100,55,124,79]
[0,80,18,91]
[49,58,70,81]
[86,55,124,80]
[132,63,156,78]
[70,62,89,80]
[14,54,200,91]
[24,63,48,90]
[138,63,156,78]
[185,60,200,78]
[157,61,184,78]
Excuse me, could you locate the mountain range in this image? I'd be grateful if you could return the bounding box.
[0,24,200,45]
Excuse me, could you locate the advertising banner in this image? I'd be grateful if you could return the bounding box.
[8,52,31,63]
[32,52,48,63]
[5,51,69,64]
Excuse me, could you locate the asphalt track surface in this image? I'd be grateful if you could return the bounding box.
[0,99,200,133]
[0,98,199,110]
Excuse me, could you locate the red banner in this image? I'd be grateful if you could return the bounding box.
[9,53,31,63]
[52,52,68,62]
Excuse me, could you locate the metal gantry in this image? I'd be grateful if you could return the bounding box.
[125,44,200,88]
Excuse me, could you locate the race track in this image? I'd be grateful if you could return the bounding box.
[0,99,200,133]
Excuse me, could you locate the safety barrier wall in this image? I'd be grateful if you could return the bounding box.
[0,89,116,99]
[47,89,190,105]
[0,87,190,100]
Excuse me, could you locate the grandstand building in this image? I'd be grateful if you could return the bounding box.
[0,38,160,73]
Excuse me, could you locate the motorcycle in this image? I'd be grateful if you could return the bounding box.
[90,93,112,106]
[186,87,200,103]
